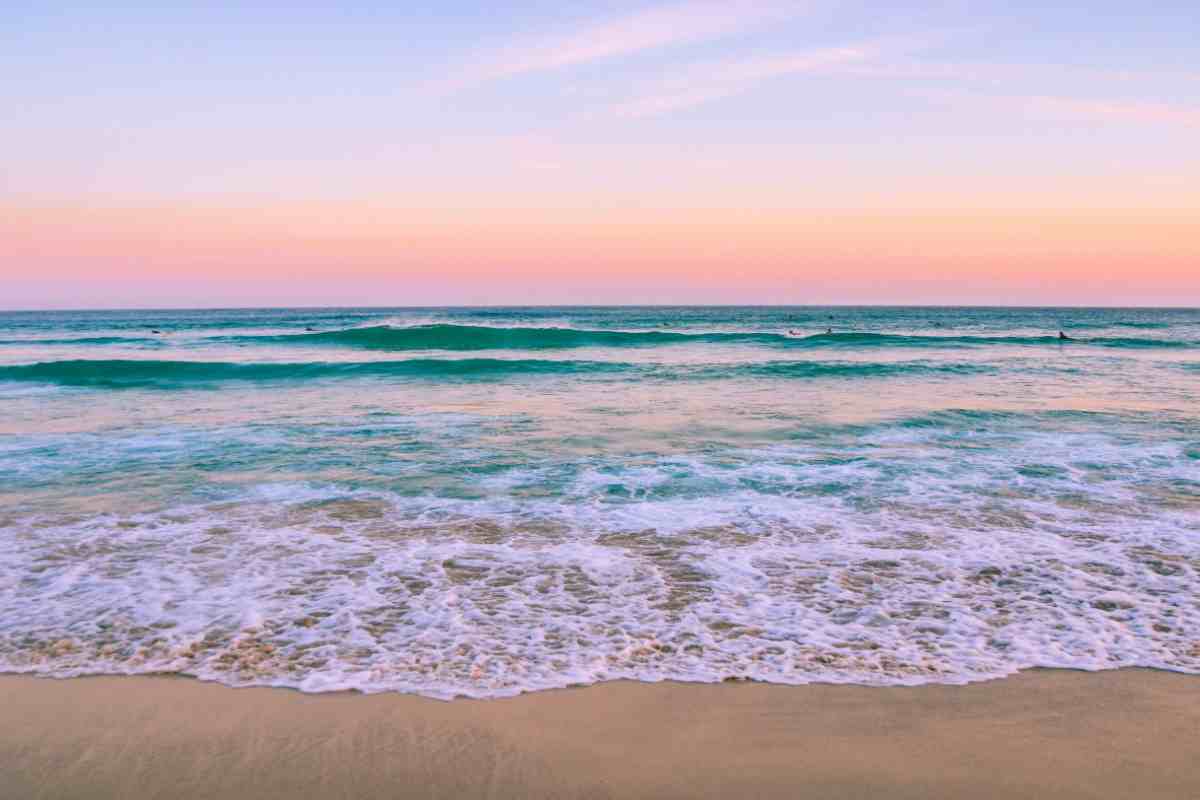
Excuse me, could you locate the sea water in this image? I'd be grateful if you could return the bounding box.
[1,306,1197,698]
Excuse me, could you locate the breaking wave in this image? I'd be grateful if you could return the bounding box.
[241,324,1194,351]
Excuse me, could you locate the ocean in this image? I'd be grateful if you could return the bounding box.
[1,306,1198,698]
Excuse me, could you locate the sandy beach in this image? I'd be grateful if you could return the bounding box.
[2,668,1197,799]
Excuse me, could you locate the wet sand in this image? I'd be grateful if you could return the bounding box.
[2,669,1198,799]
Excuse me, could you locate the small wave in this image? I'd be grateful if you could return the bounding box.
[233,324,1193,352]
[797,332,1192,349]
[1062,320,1172,330]
[0,335,164,346]
[698,361,994,379]
[246,324,766,350]
[0,358,633,387]
[0,358,997,389]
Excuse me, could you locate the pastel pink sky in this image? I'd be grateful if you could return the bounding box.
[3,2,1198,308]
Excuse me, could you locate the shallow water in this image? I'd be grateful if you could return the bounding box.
[1,306,1198,697]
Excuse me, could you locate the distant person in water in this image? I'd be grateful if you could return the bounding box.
[305,326,316,331]
[1058,331,1072,341]
[826,327,833,334]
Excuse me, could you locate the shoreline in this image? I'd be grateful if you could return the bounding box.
[5,661,1200,700]
[3,668,1199,799]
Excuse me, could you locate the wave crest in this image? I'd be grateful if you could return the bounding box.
[245,324,1192,351]
[0,358,994,388]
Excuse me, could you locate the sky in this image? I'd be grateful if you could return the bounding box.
[2,1,1198,308]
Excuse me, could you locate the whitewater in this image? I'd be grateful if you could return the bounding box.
[1,306,1198,698]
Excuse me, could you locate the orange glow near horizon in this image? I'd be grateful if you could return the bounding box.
[4,199,1199,308]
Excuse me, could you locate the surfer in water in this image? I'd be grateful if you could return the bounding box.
[1058,330,1073,341]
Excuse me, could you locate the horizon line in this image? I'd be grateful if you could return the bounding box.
[2,302,1199,313]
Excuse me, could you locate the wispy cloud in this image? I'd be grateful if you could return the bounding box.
[611,41,1200,124]
[915,88,1200,128]
[1025,96,1200,127]
[447,1,812,89]
[612,45,874,117]
[839,60,1200,87]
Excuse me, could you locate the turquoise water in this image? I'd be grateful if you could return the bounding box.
[2,306,1198,697]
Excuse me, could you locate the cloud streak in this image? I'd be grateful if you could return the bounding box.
[609,41,1200,125]
[612,46,874,117]
[448,1,811,88]
[913,88,1200,128]
[1025,96,1200,127]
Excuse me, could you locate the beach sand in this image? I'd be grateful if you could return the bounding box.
[2,669,1198,799]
